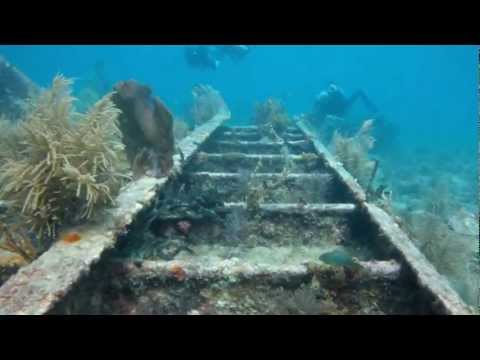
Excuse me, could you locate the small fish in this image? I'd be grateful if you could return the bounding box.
[319,247,356,268]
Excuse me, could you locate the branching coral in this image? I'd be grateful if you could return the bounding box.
[253,98,291,139]
[0,75,128,241]
[190,84,229,127]
[331,119,376,188]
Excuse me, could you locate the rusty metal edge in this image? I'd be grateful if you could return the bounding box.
[0,111,230,315]
[297,120,474,315]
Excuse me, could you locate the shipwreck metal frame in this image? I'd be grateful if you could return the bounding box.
[0,114,473,315]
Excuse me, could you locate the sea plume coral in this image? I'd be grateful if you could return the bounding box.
[331,119,376,188]
[0,75,128,241]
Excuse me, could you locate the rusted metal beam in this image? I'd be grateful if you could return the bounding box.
[0,111,231,315]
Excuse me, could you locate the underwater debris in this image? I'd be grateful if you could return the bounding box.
[0,55,39,121]
[0,75,128,242]
[190,84,229,127]
[112,79,174,178]
[253,98,290,140]
[331,119,376,188]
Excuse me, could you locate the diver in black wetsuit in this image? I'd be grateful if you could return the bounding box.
[216,45,250,61]
[184,45,250,70]
[184,46,219,70]
[313,83,379,122]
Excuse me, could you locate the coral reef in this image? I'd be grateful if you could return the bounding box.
[190,84,229,127]
[112,80,174,178]
[331,119,376,188]
[0,55,39,121]
[0,75,128,241]
[252,98,290,139]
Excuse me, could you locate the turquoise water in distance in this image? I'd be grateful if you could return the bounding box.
[0,45,477,150]
[0,44,477,171]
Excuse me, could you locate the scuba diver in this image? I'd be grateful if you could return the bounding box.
[313,83,379,123]
[185,46,219,70]
[217,45,250,62]
[313,82,396,152]
[184,45,250,70]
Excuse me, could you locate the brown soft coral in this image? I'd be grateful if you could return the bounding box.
[112,80,174,177]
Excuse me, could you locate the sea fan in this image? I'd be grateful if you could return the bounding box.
[331,119,376,188]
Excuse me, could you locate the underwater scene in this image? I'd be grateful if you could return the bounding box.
[0,45,477,315]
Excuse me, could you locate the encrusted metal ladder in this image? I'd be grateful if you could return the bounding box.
[0,116,473,315]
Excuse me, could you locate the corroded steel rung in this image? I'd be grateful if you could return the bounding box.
[213,140,311,147]
[199,153,315,161]
[0,111,231,315]
[191,172,332,181]
[103,258,315,284]
[220,132,305,141]
[223,202,356,215]
[222,125,302,134]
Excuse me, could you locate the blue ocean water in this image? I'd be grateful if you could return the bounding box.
[0,45,477,152]
[1,44,477,185]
